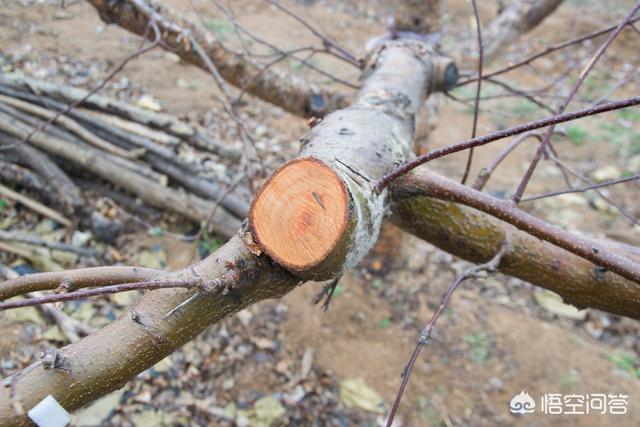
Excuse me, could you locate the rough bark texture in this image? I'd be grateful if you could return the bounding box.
[391,170,640,319]
[484,0,565,60]
[86,0,349,117]
[0,235,299,426]
[249,42,455,280]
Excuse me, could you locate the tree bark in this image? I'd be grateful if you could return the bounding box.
[2,21,639,424]
[0,235,299,426]
[391,170,640,318]
[86,0,349,117]
[484,0,565,60]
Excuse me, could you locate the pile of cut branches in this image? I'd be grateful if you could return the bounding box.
[0,74,249,240]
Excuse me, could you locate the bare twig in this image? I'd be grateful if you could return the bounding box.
[0,278,225,311]
[461,0,484,185]
[457,16,640,86]
[265,0,360,68]
[0,263,94,342]
[544,151,639,226]
[386,244,508,427]
[376,96,640,191]
[472,133,542,191]
[0,266,162,301]
[313,277,341,311]
[484,76,556,114]
[511,1,640,203]
[521,174,640,202]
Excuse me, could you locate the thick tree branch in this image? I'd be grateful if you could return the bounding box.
[483,0,564,60]
[1,20,638,422]
[248,42,455,280]
[0,235,298,425]
[391,170,640,318]
[85,0,349,117]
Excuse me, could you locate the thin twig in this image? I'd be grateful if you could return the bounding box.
[457,16,640,86]
[484,77,556,113]
[0,266,162,301]
[472,133,542,191]
[0,278,224,311]
[386,245,509,427]
[461,0,484,185]
[511,1,640,203]
[544,151,639,226]
[313,277,340,311]
[521,173,640,202]
[376,96,640,192]
[265,0,360,68]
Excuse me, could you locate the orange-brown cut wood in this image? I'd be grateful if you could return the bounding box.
[249,157,349,273]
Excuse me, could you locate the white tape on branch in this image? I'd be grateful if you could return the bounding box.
[27,395,71,427]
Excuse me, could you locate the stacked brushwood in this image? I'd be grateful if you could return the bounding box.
[0,74,251,240]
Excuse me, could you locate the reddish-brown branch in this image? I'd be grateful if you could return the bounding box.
[0,267,162,301]
[393,170,640,284]
[0,278,224,311]
[376,96,640,191]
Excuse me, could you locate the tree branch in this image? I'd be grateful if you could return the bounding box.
[0,266,162,301]
[1,32,639,423]
[391,170,640,318]
[483,0,565,61]
[0,235,298,425]
[86,0,349,117]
